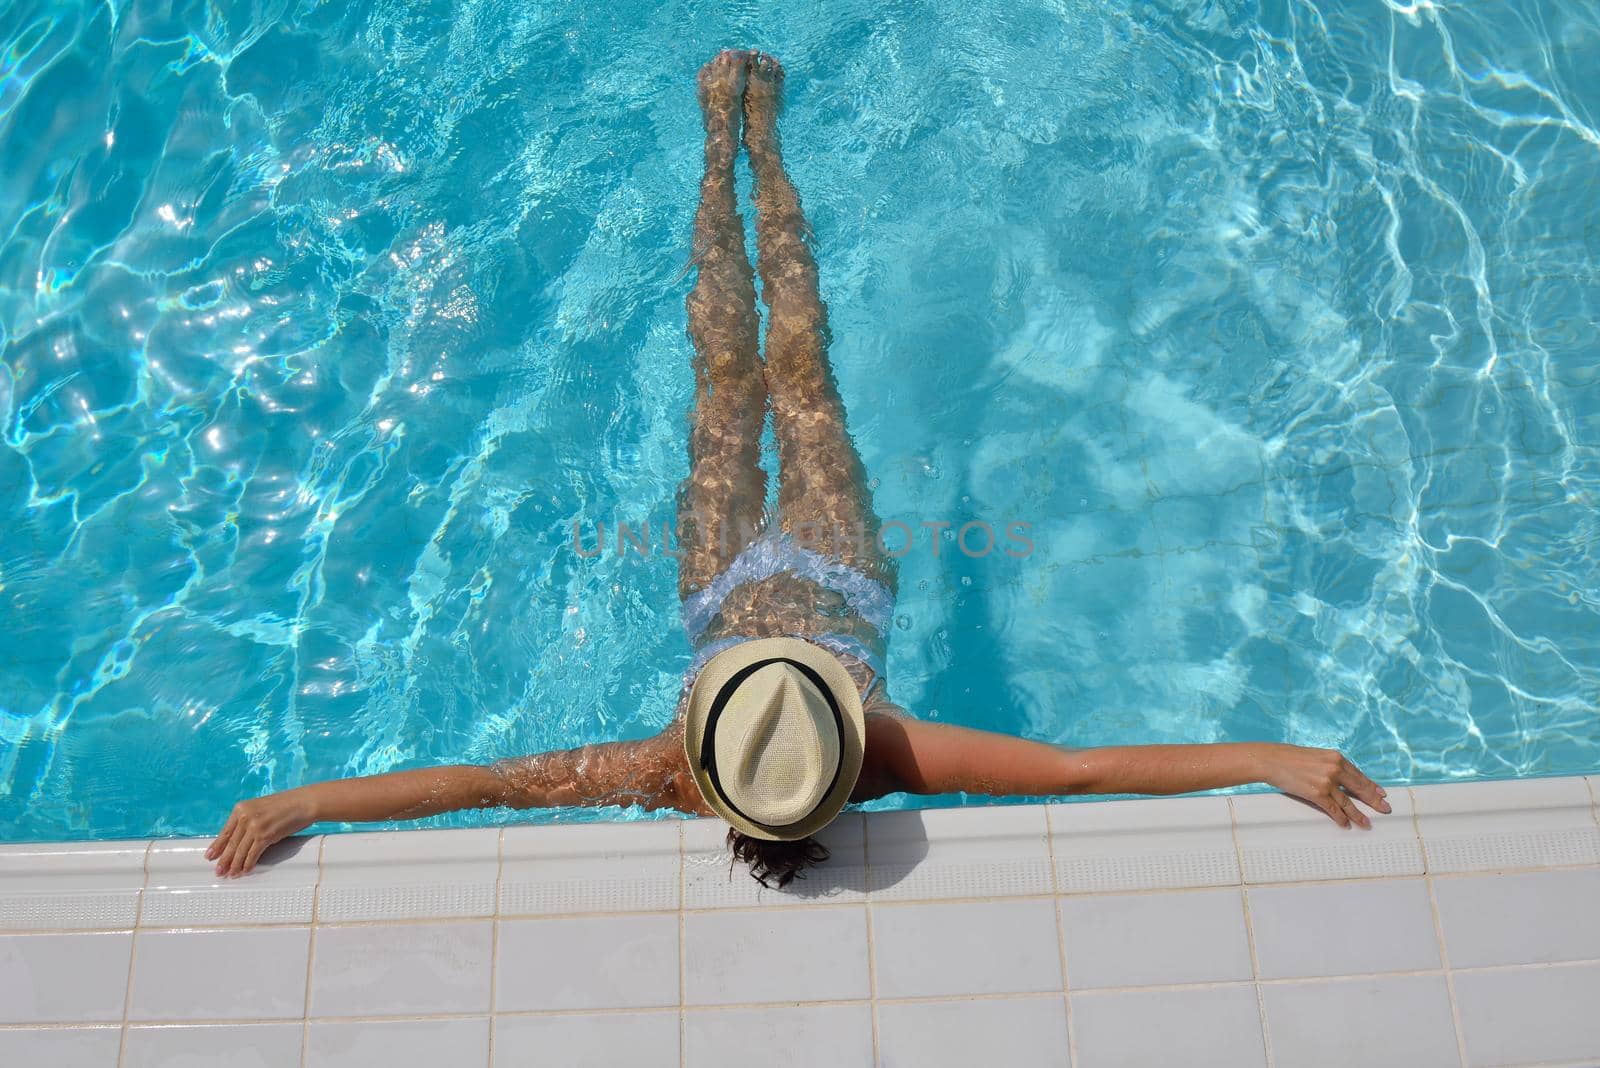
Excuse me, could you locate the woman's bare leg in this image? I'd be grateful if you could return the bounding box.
[742,53,894,589]
[677,51,768,601]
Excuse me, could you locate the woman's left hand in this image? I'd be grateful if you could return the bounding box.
[205,791,318,877]
[1256,744,1391,828]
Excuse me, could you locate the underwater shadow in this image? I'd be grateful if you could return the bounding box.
[917,468,1039,742]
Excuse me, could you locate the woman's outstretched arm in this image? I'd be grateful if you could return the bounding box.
[207,732,702,877]
[861,714,1392,828]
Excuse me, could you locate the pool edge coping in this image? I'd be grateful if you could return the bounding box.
[2,773,1597,933]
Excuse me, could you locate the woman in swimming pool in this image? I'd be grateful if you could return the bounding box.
[207,51,1391,882]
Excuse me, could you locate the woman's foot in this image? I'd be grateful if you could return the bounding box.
[742,52,785,163]
[698,50,751,169]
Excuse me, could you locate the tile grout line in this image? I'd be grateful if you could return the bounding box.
[22,963,1600,1028]
[17,956,1600,1034]
[1036,808,1075,1068]
[298,835,325,1068]
[114,840,152,1068]
[1415,790,1469,1068]
[1586,777,1600,834]
[13,862,1599,932]
[861,815,880,1066]
[11,853,1599,937]
[1006,966,1532,994]
[22,960,1600,1031]
[487,827,504,1068]
[1229,797,1274,1068]
[1041,805,1077,1068]
[678,820,687,1068]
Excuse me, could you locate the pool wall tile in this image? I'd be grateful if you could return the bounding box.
[1432,867,1600,967]
[867,805,1052,900]
[1071,985,1267,1068]
[143,836,319,927]
[0,840,148,931]
[128,927,311,1021]
[1261,975,1458,1067]
[500,821,680,915]
[683,906,869,1005]
[877,996,1071,1068]
[1413,777,1600,872]
[683,1003,874,1068]
[494,1011,680,1068]
[1060,887,1252,988]
[123,1022,305,1067]
[0,1025,123,1066]
[1049,794,1239,892]
[1231,789,1423,882]
[304,1017,490,1067]
[871,897,1062,998]
[309,921,494,1017]
[0,930,133,1023]
[316,828,498,921]
[494,914,679,1012]
[1454,963,1600,1066]
[1247,879,1441,979]
[683,812,866,908]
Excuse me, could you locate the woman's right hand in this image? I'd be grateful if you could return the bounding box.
[1255,744,1391,828]
[205,791,318,877]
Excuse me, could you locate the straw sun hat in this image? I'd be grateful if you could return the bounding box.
[684,637,866,841]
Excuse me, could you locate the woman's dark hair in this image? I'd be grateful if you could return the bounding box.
[727,829,830,888]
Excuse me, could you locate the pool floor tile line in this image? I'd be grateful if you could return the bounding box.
[4,775,1600,1068]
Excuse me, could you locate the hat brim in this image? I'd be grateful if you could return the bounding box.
[684,636,866,841]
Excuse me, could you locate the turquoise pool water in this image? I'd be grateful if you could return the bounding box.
[2,1,1597,842]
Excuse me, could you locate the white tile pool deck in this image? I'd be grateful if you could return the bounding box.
[2,775,1598,1067]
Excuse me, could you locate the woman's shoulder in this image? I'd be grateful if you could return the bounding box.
[852,704,911,802]
[638,718,714,817]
